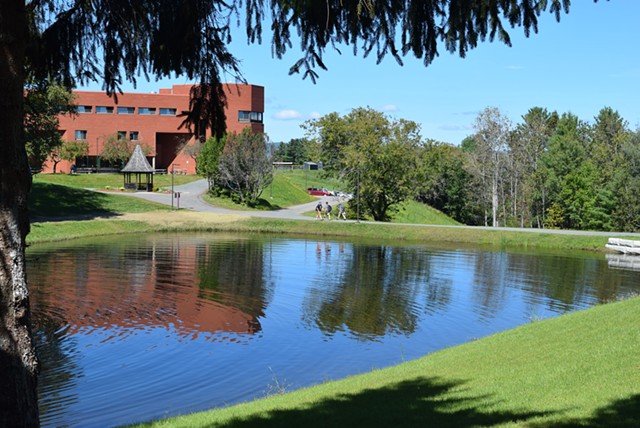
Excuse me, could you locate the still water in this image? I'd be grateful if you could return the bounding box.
[27,233,640,427]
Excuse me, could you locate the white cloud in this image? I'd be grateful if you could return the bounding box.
[309,111,322,119]
[273,109,303,120]
[381,104,398,112]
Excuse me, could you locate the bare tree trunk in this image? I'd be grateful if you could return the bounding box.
[0,1,40,426]
[492,162,499,227]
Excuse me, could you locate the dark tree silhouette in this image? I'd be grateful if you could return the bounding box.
[1,0,577,425]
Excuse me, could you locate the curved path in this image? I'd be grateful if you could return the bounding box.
[120,179,640,237]
[121,179,331,220]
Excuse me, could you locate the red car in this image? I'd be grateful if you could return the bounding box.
[307,187,332,196]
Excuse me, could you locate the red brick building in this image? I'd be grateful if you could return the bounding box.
[50,83,264,174]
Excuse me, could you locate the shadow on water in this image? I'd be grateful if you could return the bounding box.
[181,377,554,428]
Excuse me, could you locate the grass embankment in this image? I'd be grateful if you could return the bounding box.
[132,296,640,428]
[203,170,316,210]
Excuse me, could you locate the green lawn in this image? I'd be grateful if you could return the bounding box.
[392,200,460,225]
[132,295,640,427]
[33,172,200,189]
[29,181,169,219]
[203,170,317,210]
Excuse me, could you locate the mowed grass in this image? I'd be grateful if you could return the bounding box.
[29,181,170,219]
[132,296,640,428]
[392,200,460,225]
[33,172,200,189]
[203,170,316,210]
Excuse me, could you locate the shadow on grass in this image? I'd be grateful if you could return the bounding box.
[29,182,122,221]
[537,394,640,428]
[193,377,554,428]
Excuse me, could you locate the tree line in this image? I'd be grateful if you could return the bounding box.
[275,105,640,232]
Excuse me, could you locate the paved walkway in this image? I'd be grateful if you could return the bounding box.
[119,179,333,220]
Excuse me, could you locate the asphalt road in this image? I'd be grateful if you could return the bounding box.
[120,179,640,237]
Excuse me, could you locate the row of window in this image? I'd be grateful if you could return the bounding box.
[75,105,263,123]
[76,105,177,116]
[75,130,139,141]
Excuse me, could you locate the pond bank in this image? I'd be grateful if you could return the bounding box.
[28,210,631,252]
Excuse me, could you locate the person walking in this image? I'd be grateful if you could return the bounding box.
[325,202,332,220]
[338,203,347,220]
[316,201,323,220]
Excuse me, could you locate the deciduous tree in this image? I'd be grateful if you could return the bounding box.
[218,129,273,206]
[55,140,90,173]
[469,107,512,227]
[198,136,226,191]
[24,83,76,172]
[308,108,421,221]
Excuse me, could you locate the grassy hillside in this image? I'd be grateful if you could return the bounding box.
[392,200,460,225]
[133,296,640,427]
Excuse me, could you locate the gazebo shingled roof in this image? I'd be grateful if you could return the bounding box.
[122,145,154,173]
[121,145,154,191]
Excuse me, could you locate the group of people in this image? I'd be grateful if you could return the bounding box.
[316,201,347,220]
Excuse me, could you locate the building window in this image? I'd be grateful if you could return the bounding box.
[159,108,177,116]
[75,130,87,141]
[239,110,263,123]
[96,106,114,114]
[117,131,126,140]
[250,111,263,123]
[77,105,92,113]
[129,131,139,141]
[139,107,156,115]
[238,111,250,122]
[117,106,135,115]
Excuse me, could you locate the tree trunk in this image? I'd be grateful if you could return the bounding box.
[0,1,40,426]
[492,167,499,227]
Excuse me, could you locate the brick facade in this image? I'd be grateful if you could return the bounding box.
[50,83,264,174]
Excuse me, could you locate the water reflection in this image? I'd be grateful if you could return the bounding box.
[304,244,449,339]
[27,234,640,427]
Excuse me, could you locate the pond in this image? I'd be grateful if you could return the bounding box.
[27,233,640,427]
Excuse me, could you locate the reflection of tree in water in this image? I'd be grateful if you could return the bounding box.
[303,244,451,340]
[471,250,633,318]
[196,239,274,325]
[470,251,510,320]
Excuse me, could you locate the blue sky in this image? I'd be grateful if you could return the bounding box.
[81,1,640,145]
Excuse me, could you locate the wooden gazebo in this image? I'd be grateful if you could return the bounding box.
[121,145,154,191]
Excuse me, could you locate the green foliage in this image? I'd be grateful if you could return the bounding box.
[58,140,89,165]
[197,135,226,190]
[24,82,76,172]
[415,140,477,224]
[305,108,421,222]
[218,128,273,206]
[274,138,309,164]
[100,134,151,167]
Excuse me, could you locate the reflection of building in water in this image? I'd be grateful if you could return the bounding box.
[29,239,264,340]
[606,253,640,271]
